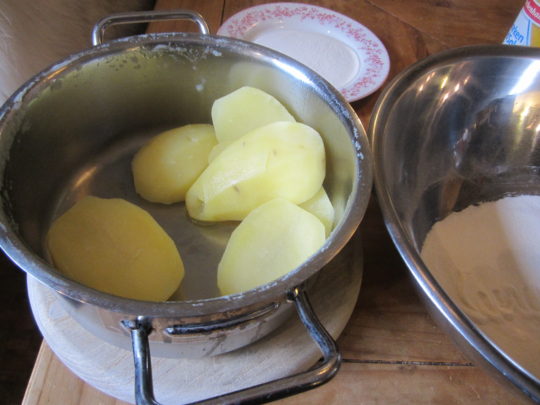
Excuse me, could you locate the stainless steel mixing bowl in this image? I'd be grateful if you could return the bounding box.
[370,45,540,402]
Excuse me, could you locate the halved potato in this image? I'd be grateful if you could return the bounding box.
[300,187,335,236]
[132,124,216,204]
[186,121,326,221]
[217,198,325,295]
[47,196,184,302]
[211,86,295,144]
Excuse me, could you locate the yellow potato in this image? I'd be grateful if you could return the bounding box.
[300,187,335,236]
[211,86,295,144]
[207,141,230,163]
[132,124,216,204]
[186,121,326,221]
[47,196,184,302]
[217,198,325,295]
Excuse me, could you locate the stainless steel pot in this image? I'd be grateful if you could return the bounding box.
[0,10,372,404]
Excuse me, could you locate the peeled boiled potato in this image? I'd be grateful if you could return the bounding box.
[132,124,216,204]
[217,198,325,295]
[211,86,295,144]
[300,187,335,236]
[47,196,184,302]
[186,121,326,221]
[207,141,230,163]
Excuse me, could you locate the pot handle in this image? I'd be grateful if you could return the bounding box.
[91,9,210,46]
[123,285,341,405]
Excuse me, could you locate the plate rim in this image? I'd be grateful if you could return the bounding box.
[217,2,390,101]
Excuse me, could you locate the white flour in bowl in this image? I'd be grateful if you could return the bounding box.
[420,194,540,378]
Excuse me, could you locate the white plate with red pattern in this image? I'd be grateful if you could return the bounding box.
[218,2,390,102]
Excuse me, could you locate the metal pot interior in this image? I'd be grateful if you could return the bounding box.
[0,33,371,319]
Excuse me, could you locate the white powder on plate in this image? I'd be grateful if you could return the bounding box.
[421,194,540,377]
[252,29,359,90]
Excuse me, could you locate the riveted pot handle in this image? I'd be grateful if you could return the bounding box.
[124,285,341,405]
[91,9,210,46]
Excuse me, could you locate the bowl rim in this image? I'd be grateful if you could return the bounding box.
[369,44,540,401]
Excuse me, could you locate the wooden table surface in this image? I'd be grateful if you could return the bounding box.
[22,0,533,404]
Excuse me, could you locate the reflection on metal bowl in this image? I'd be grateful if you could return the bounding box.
[370,45,540,402]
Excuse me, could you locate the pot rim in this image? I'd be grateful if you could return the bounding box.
[0,32,372,318]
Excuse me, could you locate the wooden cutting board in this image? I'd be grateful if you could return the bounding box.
[25,236,362,405]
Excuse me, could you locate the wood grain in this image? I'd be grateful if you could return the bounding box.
[367,0,523,48]
[277,362,527,405]
[22,0,534,404]
[23,345,126,405]
[146,0,224,34]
